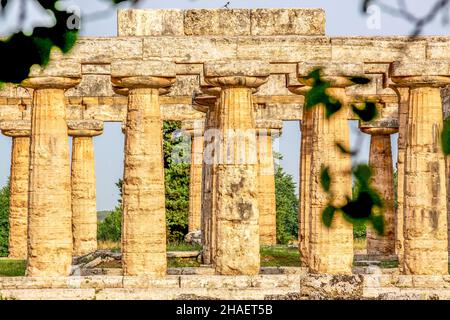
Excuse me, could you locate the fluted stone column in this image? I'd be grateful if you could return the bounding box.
[288,83,312,267]
[256,119,282,246]
[389,86,410,270]
[22,62,81,276]
[205,61,269,275]
[298,63,360,274]
[391,61,450,275]
[0,120,30,259]
[193,87,220,266]
[111,61,175,277]
[182,120,205,233]
[360,126,397,255]
[68,120,103,257]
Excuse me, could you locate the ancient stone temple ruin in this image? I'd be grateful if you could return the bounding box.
[1,8,450,299]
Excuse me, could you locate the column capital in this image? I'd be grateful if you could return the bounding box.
[111,60,176,90]
[390,61,450,87]
[360,127,398,135]
[21,60,81,89]
[192,85,221,113]
[297,62,365,88]
[256,119,283,135]
[0,120,31,137]
[67,120,103,137]
[204,60,270,88]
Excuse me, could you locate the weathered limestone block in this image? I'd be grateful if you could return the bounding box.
[301,274,364,300]
[69,120,103,257]
[391,61,450,275]
[0,120,31,259]
[205,61,269,275]
[111,60,176,277]
[360,126,397,255]
[298,62,361,274]
[256,120,282,245]
[118,9,184,36]
[184,9,251,36]
[22,63,81,276]
[250,9,325,36]
[182,120,205,233]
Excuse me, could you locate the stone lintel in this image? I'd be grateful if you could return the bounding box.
[204,60,270,78]
[298,62,365,78]
[110,60,176,79]
[67,120,103,137]
[298,62,365,88]
[390,61,450,78]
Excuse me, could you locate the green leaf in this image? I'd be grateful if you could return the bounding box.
[322,205,336,227]
[325,100,342,118]
[441,116,450,155]
[320,166,331,192]
[352,102,378,122]
[349,76,371,85]
[353,164,372,186]
[371,214,385,236]
[336,142,358,156]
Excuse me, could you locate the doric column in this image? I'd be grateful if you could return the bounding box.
[204,61,269,275]
[111,61,176,277]
[0,120,30,259]
[288,83,312,267]
[256,119,282,246]
[182,120,206,233]
[193,87,220,266]
[391,61,450,275]
[298,63,360,274]
[360,123,397,255]
[68,120,103,257]
[389,85,410,270]
[22,62,81,276]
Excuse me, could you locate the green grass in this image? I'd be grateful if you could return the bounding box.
[167,241,202,252]
[260,245,301,267]
[0,259,26,276]
[379,260,399,269]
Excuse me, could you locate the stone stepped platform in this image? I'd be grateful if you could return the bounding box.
[1,273,450,300]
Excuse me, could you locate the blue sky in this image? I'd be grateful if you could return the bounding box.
[0,0,449,210]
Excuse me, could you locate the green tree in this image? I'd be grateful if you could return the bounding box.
[274,165,299,245]
[97,180,122,242]
[163,121,190,242]
[0,180,10,257]
[98,121,191,243]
